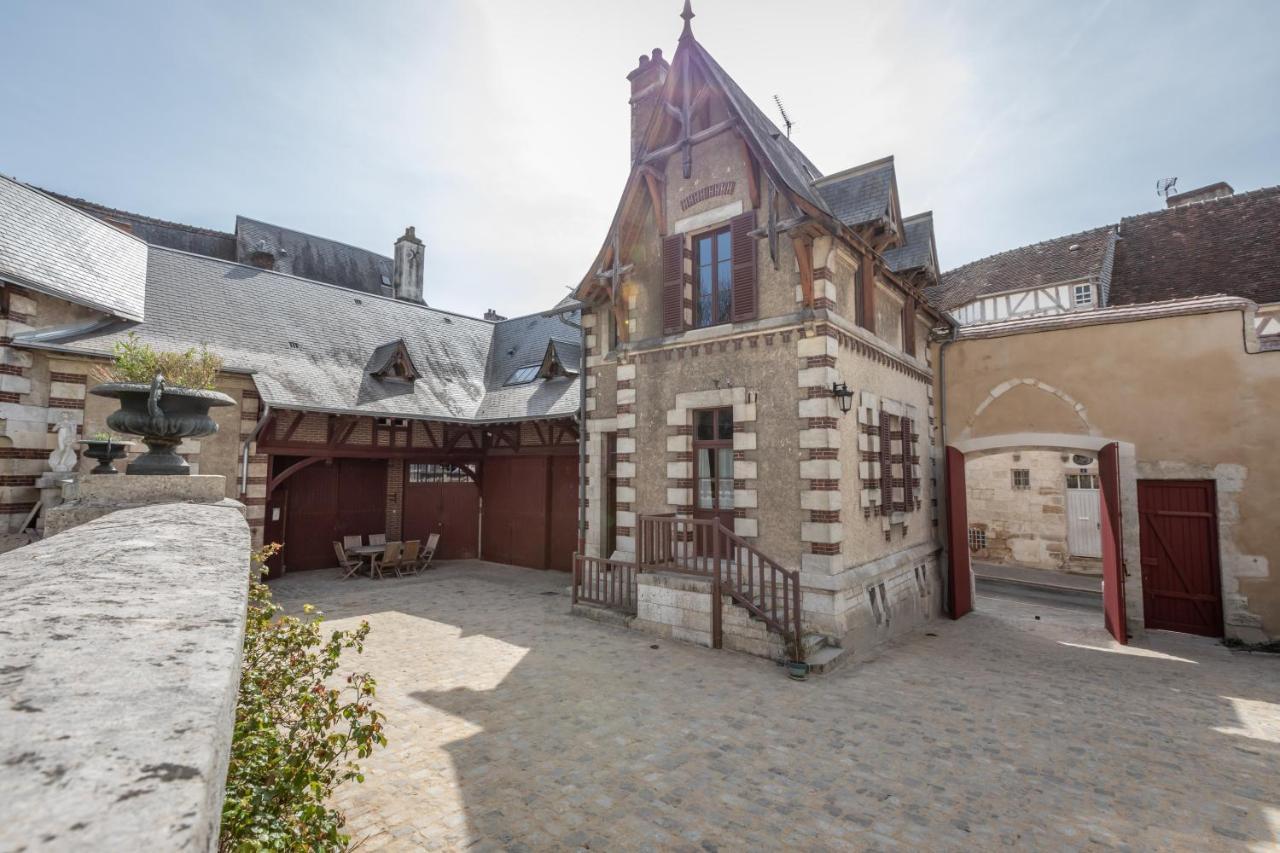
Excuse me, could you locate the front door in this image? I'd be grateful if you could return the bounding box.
[1138,479,1223,637]
[1066,474,1102,558]
[693,407,734,551]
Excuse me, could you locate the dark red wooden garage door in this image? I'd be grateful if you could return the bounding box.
[1138,480,1222,637]
[481,455,578,571]
[402,464,480,560]
[547,455,578,572]
[276,457,387,572]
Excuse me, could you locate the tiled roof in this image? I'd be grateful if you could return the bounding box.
[954,294,1255,341]
[1110,185,1280,307]
[884,211,938,275]
[814,158,896,229]
[18,246,578,423]
[0,175,148,321]
[234,216,396,300]
[41,189,237,260]
[931,225,1116,311]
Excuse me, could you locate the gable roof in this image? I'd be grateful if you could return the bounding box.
[884,211,938,276]
[367,338,420,381]
[16,246,578,424]
[932,225,1116,312]
[1110,185,1280,307]
[0,175,148,321]
[41,189,237,260]
[234,216,395,299]
[814,157,897,229]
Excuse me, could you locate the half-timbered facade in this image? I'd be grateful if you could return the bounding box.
[572,5,950,661]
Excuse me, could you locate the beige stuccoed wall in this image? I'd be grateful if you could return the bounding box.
[940,308,1280,640]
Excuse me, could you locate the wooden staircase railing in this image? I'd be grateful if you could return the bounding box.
[572,555,637,614]
[636,514,804,660]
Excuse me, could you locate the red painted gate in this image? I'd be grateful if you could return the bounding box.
[1098,443,1128,644]
[1137,480,1222,637]
[274,457,388,572]
[402,464,480,560]
[481,455,578,571]
[945,446,972,619]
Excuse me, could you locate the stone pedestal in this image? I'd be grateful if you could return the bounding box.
[46,474,244,537]
[35,472,80,534]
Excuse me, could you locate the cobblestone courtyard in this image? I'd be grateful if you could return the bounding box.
[270,562,1280,851]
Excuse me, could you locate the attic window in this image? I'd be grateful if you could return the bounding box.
[369,339,420,384]
[1073,284,1094,307]
[507,365,540,385]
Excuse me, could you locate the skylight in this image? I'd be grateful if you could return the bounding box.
[506,365,540,385]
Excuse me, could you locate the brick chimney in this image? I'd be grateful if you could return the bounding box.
[627,48,670,163]
[483,309,507,322]
[1166,182,1234,208]
[392,226,424,304]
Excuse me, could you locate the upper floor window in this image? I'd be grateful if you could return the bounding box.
[694,227,733,327]
[874,283,904,349]
[1074,284,1094,307]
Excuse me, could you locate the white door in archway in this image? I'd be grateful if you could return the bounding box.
[1066,473,1102,558]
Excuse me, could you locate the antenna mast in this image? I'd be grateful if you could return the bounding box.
[1156,177,1178,198]
[773,95,793,139]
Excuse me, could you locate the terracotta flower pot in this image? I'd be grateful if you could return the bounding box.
[90,375,234,475]
[77,439,134,475]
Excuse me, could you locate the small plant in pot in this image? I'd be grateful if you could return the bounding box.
[77,430,134,475]
[89,334,234,475]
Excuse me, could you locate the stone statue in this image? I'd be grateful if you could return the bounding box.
[48,415,78,473]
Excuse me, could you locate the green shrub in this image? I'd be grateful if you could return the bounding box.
[111,332,222,390]
[220,545,387,851]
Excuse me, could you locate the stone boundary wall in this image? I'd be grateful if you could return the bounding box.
[0,502,250,851]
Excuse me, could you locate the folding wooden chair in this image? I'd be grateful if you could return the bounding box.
[342,534,363,551]
[400,540,421,576]
[419,533,440,571]
[333,541,363,580]
[369,533,387,546]
[368,541,401,580]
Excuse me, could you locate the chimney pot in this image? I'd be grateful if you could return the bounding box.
[393,226,425,304]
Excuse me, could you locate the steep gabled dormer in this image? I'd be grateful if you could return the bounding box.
[367,338,420,384]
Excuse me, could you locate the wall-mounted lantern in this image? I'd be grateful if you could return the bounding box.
[831,381,854,415]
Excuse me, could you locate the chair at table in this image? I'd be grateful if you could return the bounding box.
[333,542,363,580]
[368,541,401,580]
[399,540,421,576]
[369,533,387,546]
[342,534,363,551]
[419,533,440,571]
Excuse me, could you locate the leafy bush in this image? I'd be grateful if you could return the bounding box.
[111,332,222,390]
[220,545,387,851]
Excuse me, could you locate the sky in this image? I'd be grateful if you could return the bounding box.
[3,0,1278,319]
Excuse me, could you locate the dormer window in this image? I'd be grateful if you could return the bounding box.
[1074,284,1094,307]
[368,339,420,384]
[507,365,540,385]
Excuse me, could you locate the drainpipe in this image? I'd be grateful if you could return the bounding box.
[937,330,955,615]
[240,403,271,497]
[576,313,587,560]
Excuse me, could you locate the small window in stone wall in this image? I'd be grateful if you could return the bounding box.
[1011,468,1031,489]
[408,463,470,484]
[968,526,986,551]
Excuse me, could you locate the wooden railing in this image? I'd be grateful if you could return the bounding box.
[572,554,637,614]
[637,514,804,660]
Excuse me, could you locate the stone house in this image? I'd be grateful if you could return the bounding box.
[0,174,582,572]
[570,6,949,664]
[931,182,1280,643]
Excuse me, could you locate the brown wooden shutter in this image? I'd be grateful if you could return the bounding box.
[661,234,684,335]
[901,417,914,507]
[730,211,757,322]
[879,410,893,516]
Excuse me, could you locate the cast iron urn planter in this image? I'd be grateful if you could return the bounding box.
[76,438,134,475]
[90,374,234,475]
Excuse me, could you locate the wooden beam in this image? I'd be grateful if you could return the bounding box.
[281,411,305,443]
[644,171,667,236]
[268,455,327,493]
[792,236,814,308]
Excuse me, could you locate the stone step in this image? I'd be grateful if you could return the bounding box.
[805,644,852,675]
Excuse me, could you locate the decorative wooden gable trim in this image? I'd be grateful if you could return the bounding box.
[368,339,420,383]
[537,340,580,380]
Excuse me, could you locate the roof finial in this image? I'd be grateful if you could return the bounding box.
[679,0,695,41]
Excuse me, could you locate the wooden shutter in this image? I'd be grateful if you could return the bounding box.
[730,211,757,322]
[901,417,914,507]
[661,234,684,335]
[859,254,877,333]
[879,410,893,516]
[902,297,916,356]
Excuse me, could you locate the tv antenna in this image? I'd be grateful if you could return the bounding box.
[1156,177,1178,198]
[773,95,794,139]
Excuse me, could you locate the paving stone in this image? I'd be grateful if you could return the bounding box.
[271,562,1280,851]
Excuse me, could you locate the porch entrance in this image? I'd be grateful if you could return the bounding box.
[692,407,734,555]
[1138,480,1222,637]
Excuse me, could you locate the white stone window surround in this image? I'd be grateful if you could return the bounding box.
[665,385,759,539]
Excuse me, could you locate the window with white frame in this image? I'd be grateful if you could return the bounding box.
[1011,468,1031,489]
[968,527,987,551]
[1073,284,1094,307]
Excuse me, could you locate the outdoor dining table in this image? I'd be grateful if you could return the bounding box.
[348,543,391,576]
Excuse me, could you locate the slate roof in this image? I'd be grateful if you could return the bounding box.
[1110,185,1280,307]
[41,189,237,260]
[234,216,397,300]
[17,246,579,424]
[931,225,1116,312]
[814,158,897,229]
[884,212,938,275]
[0,175,148,321]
